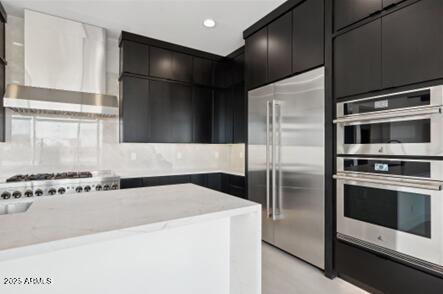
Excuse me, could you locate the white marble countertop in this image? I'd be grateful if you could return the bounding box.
[118,169,245,179]
[0,184,259,258]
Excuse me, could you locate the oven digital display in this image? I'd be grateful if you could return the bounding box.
[374,163,389,172]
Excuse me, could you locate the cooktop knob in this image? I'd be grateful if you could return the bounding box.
[35,189,43,197]
[58,187,66,195]
[24,190,33,197]
[1,192,11,200]
[84,185,91,192]
[75,186,83,193]
[111,184,118,190]
[103,184,110,191]
[48,188,56,196]
[95,185,102,191]
[12,191,22,199]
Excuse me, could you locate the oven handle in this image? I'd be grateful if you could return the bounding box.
[333,174,442,191]
[333,106,441,124]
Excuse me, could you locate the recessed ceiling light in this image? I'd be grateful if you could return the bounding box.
[203,18,216,28]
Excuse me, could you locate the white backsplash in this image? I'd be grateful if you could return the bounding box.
[1,15,245,180]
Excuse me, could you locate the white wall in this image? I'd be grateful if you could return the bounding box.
[1,15,245,180]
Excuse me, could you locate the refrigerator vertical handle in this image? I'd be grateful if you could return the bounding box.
[277,101,282,218]
[266,100,271,218]
[272,100,277,221]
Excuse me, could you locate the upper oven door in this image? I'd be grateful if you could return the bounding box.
[335,87,443,156]
[335,174,443,268]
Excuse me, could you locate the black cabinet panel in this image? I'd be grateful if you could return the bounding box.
[193,57,213,86]
[190,174,208,187]
[149,47,173,80]
[334,19,382,98]
[120,76,150,142]
[382,0,443,88]
[172,52,193,82]
[213,89,228,143]
[120,178,143,189]
[120,40,149,76]
[334,0,382,30]
[170,83,193,143]
[245,26,268,89]
[292,0,324,73]
[232,84,246,143]
[207,173,223,191]
[268,11,292,82]
[192,86,212,143]
[149,80,171,142]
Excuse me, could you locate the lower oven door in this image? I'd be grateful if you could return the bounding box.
[336,107,443,156]
[336,174,443,272]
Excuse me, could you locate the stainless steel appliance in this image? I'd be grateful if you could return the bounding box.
[248,67,325,269]
[0,171,120,201]
[335,86,443,156]
[334,157,443,274]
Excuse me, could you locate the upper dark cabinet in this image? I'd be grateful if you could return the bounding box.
[334,0,382,31]
[150,47,173,80]
[245,26,268,89]
[334,19,382,98]
[170,83,193,142]
[172,52,193,82]
[192,87,213,143]
[232,84,246,143]
[120,76,150,142]
[149,47,192,82]
[193,57,213,86]
[120,40,149,76]
[268,11,292,82]
[382,0,443,88]
[292,0,324,74]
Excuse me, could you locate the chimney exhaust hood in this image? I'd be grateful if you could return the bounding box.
[3,10,118,117]
[3,84,118,117]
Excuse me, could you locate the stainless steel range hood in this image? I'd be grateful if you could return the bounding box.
[3,84,118,117]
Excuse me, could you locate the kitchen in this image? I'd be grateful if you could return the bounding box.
[0,0,442,293]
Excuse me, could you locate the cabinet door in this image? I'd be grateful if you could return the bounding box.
[232,84,246,143]
[149,80,171,142]
[334,0,382,30]
[293,0,324,73]
[268,11,292,82]
[150,47,173,80]
[120,40,149,76]
[245,26,268,89]
[120,76,150,142]
[190,174,208,187]
[193,57,213,86]
[172,52,193,82]
[334,20,382,98]
[213,89,228,143]
[382,0,443,88]
[207,173,222,191]
[170,83,193,143]
[192,86,213,143]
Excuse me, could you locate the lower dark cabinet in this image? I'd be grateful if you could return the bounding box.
[120,173,246,198]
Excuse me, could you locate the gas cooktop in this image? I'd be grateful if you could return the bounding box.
[0,171,120,201]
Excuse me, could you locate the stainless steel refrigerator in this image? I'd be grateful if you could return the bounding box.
[248,67,325,269]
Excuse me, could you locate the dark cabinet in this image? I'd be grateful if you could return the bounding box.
[120,40,149,76]
[382,0,443,88]
[268,11,292,82]
[292,0,324,73]
[232,84,246,143]
[149,80,192,143]
[334,0,382,30]
[170,83,193,142]
[150,47,192,82]
[213,89,230,143]
[207,173,223,191]
[245,26,268,89]
[334,19,382,98]
[120,76,150,142]
[193,57,213,86]
[192,87,212,143]
[172,52,193,82]
[150,47,173,80]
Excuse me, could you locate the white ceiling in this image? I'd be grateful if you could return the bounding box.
[3,0,285,56]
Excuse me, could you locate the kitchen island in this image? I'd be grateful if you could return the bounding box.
[0,184,261,294]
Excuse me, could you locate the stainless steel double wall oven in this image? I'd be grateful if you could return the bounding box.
[334,86,443,274]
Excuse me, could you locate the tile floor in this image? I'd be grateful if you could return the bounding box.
[262,242,367,294]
